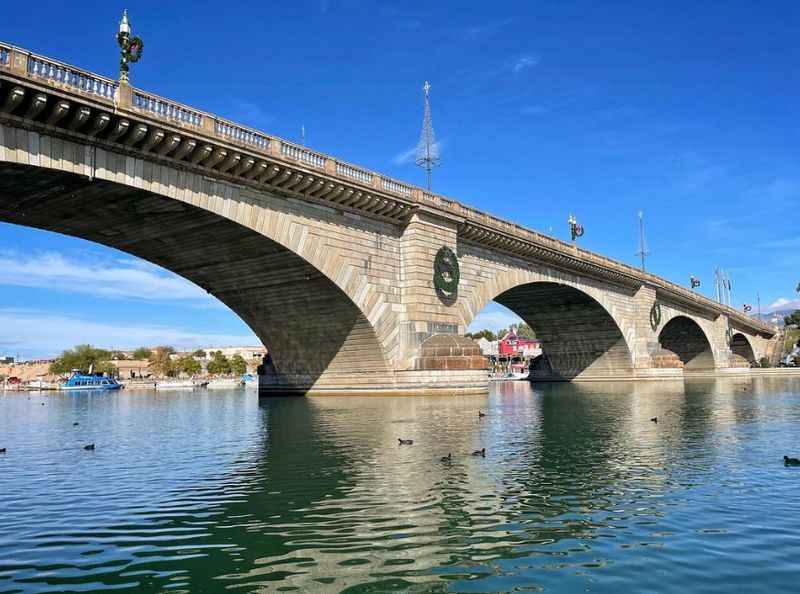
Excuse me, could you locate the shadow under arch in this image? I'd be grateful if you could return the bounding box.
[730,332,757,366]
[491,281,634,380]
[658,315,716,371]
[0,162,391,391]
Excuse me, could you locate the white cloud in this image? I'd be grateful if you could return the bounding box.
[467,310,522,333]
[0,252,213,303]
[768,297,800,312]
[0,308,259,359]
[392,140,445,165]
[512,54,540,73]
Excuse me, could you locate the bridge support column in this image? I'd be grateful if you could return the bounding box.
[632,284,658,371]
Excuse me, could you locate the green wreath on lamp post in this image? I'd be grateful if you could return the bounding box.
[433,246,460,297]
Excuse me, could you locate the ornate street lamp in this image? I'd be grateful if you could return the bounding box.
[690,275,701,289]
[116,9,143,83]
[567,213,584,247]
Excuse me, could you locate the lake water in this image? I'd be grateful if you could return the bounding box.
[1,378,800,593]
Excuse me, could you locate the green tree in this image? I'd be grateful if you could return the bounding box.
[177,356,202,376]
[516,323,537,339]
[132,347,152,361]
[49,344,114,375]
[465,329,497,341]
[784,310,800,327]
[207,351,232,376]
[192,348,207,358]
[150,346,176,377]
[230,354,247,375]
[759,356,771,368]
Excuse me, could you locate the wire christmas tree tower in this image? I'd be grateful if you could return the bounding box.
[415,81,440,191]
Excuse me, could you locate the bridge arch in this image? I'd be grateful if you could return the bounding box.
[730,332,757,366]
[460,269,635,380]
[0,131,395,392]
[657,315,716,371]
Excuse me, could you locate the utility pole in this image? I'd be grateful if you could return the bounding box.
[300,125,305,147]
[415,81,441,192]
[635,210,650,272]
[757,292,761,318]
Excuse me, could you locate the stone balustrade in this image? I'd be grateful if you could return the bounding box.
[0,40,775,336]
[27,54,116,101]
[381,177,413,196]
[132,90,203,126]
[280,142,326,169]
[214,118,269,151]
[336,162,373,185]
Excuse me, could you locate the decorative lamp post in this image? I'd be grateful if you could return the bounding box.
[743,303,753,313]
[568,213,584,247]
[690,275,701,289]
[116,9,143,83]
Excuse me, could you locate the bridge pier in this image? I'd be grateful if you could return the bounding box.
[0,45,779,395]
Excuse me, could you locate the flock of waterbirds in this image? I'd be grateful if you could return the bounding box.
[397,410,488,465]
[1,400,799,465]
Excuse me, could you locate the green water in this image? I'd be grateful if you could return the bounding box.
[1,378,800,593]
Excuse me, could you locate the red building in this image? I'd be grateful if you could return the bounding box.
[498,331,541,358]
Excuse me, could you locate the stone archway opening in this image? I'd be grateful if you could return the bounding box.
[470,281,634,381]
[0,162,391,394]
[657,316,715,371]
[730,333,756,367]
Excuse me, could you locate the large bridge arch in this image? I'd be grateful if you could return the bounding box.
[730,332,757,366]
[459,268,635,380]
[0,128,397,392]
[657,315,717,371]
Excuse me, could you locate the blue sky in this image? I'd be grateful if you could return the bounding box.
[1,1,799,358]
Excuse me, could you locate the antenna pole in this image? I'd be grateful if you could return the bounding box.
[415,81,440,192]
[757,292,761,317]
[635,210,650,272]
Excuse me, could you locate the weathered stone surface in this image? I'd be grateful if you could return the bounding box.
[0,55,780,395]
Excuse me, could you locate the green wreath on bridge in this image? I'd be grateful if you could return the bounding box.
[726,326,734,346]
[649,302,662,331]
[433,246,460,297]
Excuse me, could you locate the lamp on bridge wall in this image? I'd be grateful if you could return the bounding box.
[568,213,584,247]
[116,9,144,84]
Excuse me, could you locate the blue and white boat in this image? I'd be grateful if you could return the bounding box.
[59,372,122,391]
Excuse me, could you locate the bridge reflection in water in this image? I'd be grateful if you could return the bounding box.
[4,379,799,592]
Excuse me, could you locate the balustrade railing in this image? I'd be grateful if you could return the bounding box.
[27,55,116,100]
[381,177,412,196]
[336,162,373,185]
[132,91,203,126]
[0,46,9,67]
[214,119,269,151]
[280,142,326,168]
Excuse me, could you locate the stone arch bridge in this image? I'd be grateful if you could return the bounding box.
[0,43,778,395]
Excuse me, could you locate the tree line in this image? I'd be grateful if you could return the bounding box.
[49,345,248,377]
[465,323,536,342]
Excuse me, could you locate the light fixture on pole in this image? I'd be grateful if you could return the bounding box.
[568,213,584,247]
[116,9,143,83]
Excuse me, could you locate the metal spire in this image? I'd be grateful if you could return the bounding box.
[415,81,440,191]
[635,211,650,271]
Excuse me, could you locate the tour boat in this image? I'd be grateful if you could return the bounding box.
[60,372,122,391]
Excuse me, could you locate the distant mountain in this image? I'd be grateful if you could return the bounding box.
[754,309,794,327]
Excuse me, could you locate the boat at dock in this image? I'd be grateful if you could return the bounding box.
[207,377,244,390]
[155,379,208,390]
[60,372,122,391]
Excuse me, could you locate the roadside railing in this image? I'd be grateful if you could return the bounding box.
[336,162,373,185]
[214,118,270,151]
[280,142,326,169]
[27,54,116,101]
[0,45,9,67]
[132,90,203,126]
